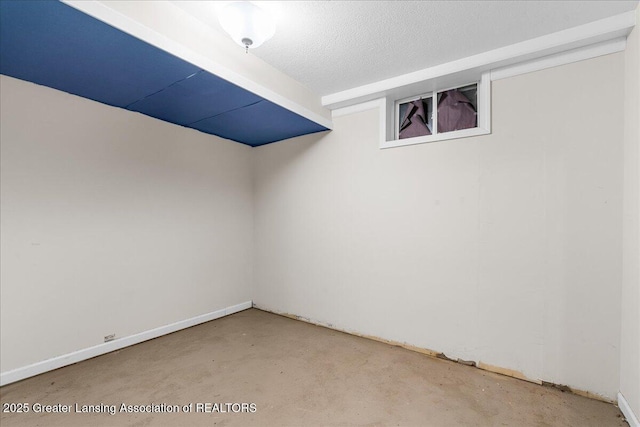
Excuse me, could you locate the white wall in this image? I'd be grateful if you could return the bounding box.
[0,75,253,373]
[253,53,625,399]
[621,4,640,420]
[0,37,632,404]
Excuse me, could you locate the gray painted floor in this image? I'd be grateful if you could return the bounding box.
[0,309,628,426]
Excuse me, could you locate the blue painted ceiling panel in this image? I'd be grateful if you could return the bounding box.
[126,70,263,127]
[0,0,200,108]
[0,0,329,146]
[191,100,329,147]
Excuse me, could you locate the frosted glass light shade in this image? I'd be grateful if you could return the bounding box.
[218,2,276,49]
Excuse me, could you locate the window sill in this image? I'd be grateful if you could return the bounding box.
[380,127,490,149]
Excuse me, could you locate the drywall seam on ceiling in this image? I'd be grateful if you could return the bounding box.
[62,0,333,131]
[322,11,636,109]
[0,301,253,387]
[123,70,202,109]
[187,101,263,126]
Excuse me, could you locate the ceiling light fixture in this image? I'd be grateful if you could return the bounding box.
[218,1,276,53]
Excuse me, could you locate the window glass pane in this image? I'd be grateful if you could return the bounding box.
[437,83,477,133]
[398,97,433,139]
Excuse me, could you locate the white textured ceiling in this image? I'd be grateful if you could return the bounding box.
[171,1,638,96]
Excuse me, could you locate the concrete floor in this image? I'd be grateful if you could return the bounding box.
[0,309,628,427]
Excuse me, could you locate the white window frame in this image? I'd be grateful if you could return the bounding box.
[381,72,491,149]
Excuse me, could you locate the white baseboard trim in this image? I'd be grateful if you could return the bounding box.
[619,392,640,427]
[0,300,252,387]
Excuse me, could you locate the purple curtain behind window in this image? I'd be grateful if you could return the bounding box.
[437,89,476,133]
[399,99,431,139]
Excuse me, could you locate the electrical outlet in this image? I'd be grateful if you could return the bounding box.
[104,334,115,343]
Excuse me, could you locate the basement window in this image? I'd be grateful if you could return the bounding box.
[382,72,490,149]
